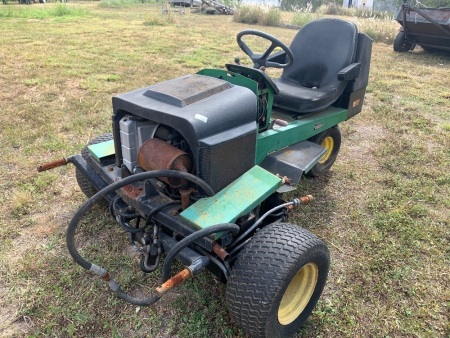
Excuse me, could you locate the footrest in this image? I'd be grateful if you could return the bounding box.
[259,140,326,187]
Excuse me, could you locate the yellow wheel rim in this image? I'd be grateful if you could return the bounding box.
[317,136,334,164]
[278,263,318,325]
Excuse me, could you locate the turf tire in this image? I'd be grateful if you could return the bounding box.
[307,126,341,177]
[226,223,330,338]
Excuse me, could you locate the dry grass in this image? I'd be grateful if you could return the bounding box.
[0,2,449,337]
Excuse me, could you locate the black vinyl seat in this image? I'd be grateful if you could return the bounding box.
[273,19,360,114]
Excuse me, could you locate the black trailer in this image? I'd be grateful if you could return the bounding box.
[394,0,450,52]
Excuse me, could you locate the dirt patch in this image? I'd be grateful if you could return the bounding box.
[0,287,30,338]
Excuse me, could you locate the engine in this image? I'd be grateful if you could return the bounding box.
[112,74,259,192]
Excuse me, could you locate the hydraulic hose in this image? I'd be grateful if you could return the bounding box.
[143,201,179,229]
[66,170,215,305]
[161,223,240,282]
[116,200,178,234]
[112,195,139,219]
[228,199,303,250]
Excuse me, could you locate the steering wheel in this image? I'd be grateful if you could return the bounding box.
[236,30,294,69]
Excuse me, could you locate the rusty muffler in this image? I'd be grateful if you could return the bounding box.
[137,138,193,188]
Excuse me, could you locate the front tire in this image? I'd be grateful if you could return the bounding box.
[307,126,341,177]
[226,223,330,338]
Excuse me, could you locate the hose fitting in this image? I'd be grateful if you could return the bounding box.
[300,194,313,205]
[188,256,210,276]
[89,263,108,278]
[229,195,314,250]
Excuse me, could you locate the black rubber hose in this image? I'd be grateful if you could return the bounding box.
[161,223,239,282]
[67,170,214,271]
[113,196,139,219]
[117,215,140,234]
[115,288,161,306]
[117,201,178,234]
[143,201,179,229]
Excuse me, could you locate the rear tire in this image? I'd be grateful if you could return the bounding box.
[393,31,413,52]
[226,223,329,338]
[307,126,341,177]
[75,133,113,201]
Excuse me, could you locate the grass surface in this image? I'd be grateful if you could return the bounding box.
[0,2,449,337]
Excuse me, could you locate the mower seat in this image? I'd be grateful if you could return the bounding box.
[272,19,360,114]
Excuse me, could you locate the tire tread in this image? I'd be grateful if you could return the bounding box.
[226,223,329,338]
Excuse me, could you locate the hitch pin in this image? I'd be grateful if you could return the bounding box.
[37,157,72,172]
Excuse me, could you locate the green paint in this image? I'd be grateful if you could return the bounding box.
[88,140,115,161]
[180,166,282,233]
[256,107,348,164]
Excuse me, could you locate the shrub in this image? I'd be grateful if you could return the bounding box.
[359,20,396,44]
[233,5,263,24]
[233,6,281,27]
[291,12,316,26]
[316,3,395,19]
[53,3,72,16]
[316,3,339,15]
[143,12,176,26]
[261,8,281,26]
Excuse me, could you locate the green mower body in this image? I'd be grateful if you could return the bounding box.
[40,18,372,338]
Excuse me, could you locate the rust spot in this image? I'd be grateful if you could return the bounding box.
[180,187,197,210]
[138,138,193,188]
[156,268,192,296]
[300,194,313,205]
[37,158,68,172]
[212,242,230,262]
[121,184,145,199]
[101,272,111,281]
[276,174,292,185]
[274,119,288,127]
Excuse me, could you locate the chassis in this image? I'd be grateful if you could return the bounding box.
[39,18,372,338]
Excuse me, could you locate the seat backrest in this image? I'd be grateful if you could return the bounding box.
[282,18,358,89]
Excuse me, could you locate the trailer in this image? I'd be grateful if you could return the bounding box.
[394,0,450,52]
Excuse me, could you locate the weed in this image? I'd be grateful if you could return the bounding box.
[144,12,177,25]
[233,5,263,24]
[233,6,281,26]
[316,3,395,20]
[291,12,316,26]
[261,8,281,26]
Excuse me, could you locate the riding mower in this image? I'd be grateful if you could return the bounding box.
[38,18,372,338]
